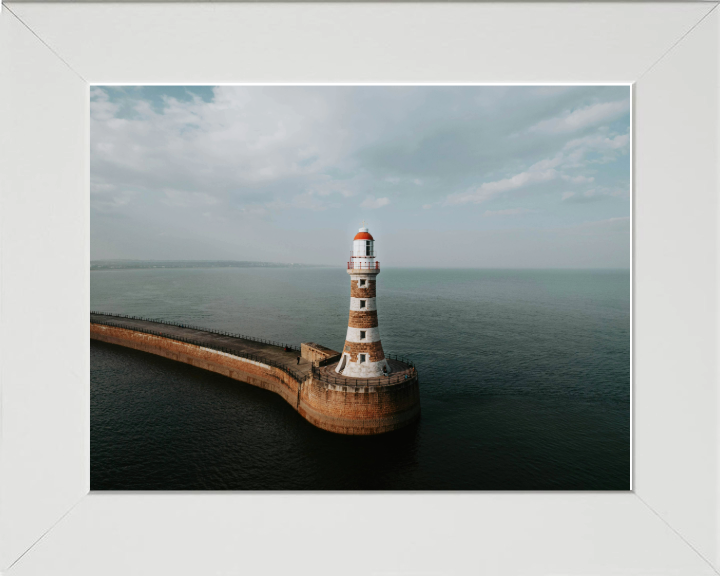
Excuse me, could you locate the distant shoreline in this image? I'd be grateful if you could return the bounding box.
[90,260,331,271]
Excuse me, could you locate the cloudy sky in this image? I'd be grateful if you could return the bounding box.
[91,85,630,268]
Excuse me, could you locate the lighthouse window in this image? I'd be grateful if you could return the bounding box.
[359,300,366,308]
[359,279,366,287]
[359,354,366,363]
[360,331,366,340]
[365,241,371,256]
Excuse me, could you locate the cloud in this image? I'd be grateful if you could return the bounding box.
[445,128,628,207]
[292,192,327,211]
[385,176,423,186]
[562,186,626,204]
[92,86,629,218]
[90,86,368,216]
[563,133,629,165]
[267,191,327,212]
[445,155,562,205]
[360,196,390,209]
[561,191,602,204]
[604,216,630,225]
[162,189,219,207]
[90,85,629,266]
[306,175,358,198]
[528,100,629,134]
[90,87,120,122]
[483,208,532,217]
[92,189,138,213]
[573,216,630,232]
[238,204,269,215]
[561,174,594,184]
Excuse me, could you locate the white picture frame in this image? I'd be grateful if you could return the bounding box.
[1,2,718,574]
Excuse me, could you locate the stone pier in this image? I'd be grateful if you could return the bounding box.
[91,313,420,435]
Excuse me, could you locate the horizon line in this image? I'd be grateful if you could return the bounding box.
[90,259,630,271]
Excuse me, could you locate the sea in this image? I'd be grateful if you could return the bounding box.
[91,267,630,490]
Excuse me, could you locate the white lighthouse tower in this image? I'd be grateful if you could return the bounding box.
[336,224,390,378]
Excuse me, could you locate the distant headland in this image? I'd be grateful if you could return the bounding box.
[90,259,332,271]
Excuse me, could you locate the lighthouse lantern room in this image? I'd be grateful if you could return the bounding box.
[337,225,390,378]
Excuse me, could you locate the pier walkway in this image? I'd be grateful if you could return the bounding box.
[90,312,313,380]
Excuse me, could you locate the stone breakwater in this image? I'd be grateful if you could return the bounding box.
[90,313,420,435]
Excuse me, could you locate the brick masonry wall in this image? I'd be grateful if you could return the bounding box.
[91,323,420,435]
[342,340,385,362]
[348,310,378,328]
[299,376,421,435]
[351,280,376,298]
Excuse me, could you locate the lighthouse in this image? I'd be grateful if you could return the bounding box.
[336,224,390,377]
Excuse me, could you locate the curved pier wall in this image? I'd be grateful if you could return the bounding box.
[90,323,300,408]
[91,322,421,435]
[298,376,421,436]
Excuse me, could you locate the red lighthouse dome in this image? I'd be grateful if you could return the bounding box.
[353,231,374,241]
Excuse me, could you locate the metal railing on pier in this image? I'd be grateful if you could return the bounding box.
[91,311,300,352]
[90,312,309,383]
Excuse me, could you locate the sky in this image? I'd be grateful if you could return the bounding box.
[91,85,630,268]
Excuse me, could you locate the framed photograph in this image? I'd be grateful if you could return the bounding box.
[1,2,718,574]
[88,83,631,493]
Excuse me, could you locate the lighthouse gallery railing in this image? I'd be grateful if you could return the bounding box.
[310,357,417,387]
[347,262,380,270]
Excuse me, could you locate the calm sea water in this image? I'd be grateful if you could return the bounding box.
[91,267,630,490]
